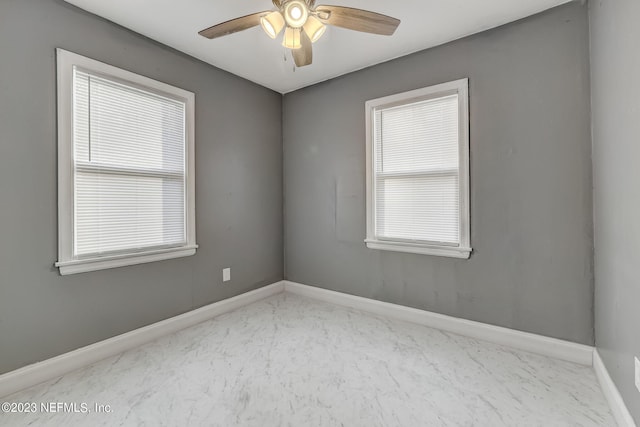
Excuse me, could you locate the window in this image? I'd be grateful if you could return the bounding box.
[55,49,196,275]
[365,79,471,259]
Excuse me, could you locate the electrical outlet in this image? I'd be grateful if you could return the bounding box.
[222,268,231,282]
[635,357,640,393]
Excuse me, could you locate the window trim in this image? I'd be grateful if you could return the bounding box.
[55,49,197,275]
[364,78,471,259]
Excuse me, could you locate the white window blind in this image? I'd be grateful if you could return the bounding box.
[365,79,470,258]
[375,95,460,244]
[56,49,196,275]
[73,70,186,257]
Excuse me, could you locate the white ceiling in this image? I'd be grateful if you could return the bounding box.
[64,0,571,93]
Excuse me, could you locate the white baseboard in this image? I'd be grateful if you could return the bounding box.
[593,349,637,427]
[4,278,634,426]
[0,281,285,399]
[284,281,594,366]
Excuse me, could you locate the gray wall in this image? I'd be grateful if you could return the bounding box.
[590,0,640,422]
[283,2,594,344]
[0,0,283,374]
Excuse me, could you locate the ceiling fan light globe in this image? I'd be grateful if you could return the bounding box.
[303,15,326,43]
[260,11,285,39]
[283,0,308,28]
[282,26,302,49]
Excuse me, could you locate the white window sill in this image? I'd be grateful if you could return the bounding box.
[55,245,198,275]
[365,239,471,259]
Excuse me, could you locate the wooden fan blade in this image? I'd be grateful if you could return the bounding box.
[293,31,313,67]
[198,11,270,39]
[315,6,400,36]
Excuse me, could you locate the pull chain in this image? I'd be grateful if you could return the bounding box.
[283,48,295,72]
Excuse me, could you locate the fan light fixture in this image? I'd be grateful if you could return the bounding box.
[198,1,401,68]
[260,11,285,39]
[303,15,326,43]
[282,26,302,49]
[283,0,309,28]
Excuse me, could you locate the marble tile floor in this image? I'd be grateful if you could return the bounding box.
[1,292,615,426]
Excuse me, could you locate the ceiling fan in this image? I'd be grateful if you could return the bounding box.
[198,0,400,67]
